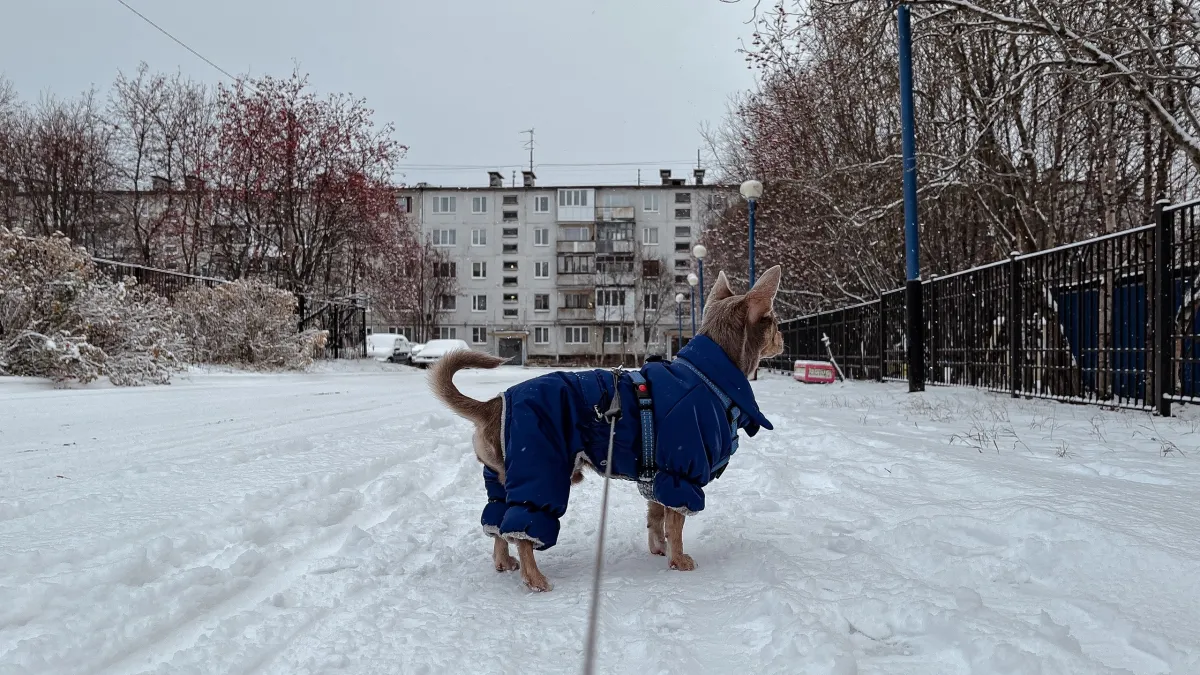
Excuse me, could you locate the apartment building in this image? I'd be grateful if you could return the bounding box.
[390,168,733,365]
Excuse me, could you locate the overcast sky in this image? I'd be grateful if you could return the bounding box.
[1,0,758,187]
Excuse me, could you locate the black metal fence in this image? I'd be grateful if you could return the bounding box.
[769,198,1200,415]
[92,258,367,359]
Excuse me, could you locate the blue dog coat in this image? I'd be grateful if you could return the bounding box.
[481,335,773,550]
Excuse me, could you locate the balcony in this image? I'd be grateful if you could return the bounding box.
[557,240,596,254]
[557,307,595,321]
[595,240,634,254]
[596,206,635,221]
[557,273,595,287]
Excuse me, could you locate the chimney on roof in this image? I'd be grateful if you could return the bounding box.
[693,168,706,185]
[151,175,171,191]
[522,170,536,188]
[659,169,672,185]
[487,171,504,188]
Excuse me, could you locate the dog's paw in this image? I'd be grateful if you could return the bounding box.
[648,534,667,557]
[522,570,553,592]
[669,554,696,571]
[571,470,585,485]
[494,556,520,572]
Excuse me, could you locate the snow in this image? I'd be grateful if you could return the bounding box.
[2,367,1199,674]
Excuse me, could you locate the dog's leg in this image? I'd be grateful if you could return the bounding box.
[664,508,695,571]
[515,540,552,591]
[646,501,667,556]
[492,537,519,572]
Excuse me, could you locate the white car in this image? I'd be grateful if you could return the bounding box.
[387,336,414,363]
[410,339,470,368]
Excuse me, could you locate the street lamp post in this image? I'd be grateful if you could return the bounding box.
[693,244,707,309]
[740,180,763,287]
[687,273,699,336]
[675,292,686,356]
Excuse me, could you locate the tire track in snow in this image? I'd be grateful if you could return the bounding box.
[94,427,473,675]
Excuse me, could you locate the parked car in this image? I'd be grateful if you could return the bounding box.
[387,335,415,363]
[410,338,470,368]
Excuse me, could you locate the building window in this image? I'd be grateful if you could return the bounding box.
[535,261,550,278]
[472,261,487,278]
[535,293,550,311]
[397,196,412,213]
[503,293,519,304]
[675,226,691,238]
[503,260,519,271]
[674,259,690,270]
[437,326,457,339]
[561,226,591,241]
[596,289,626,306]
[503,195,519,206]
[433,196,456,214]
[535,228,550,246]
[675,274,688,284]
[596,258,634,276]
[709,194,728,210]
[436,262,457,278]
[558,189,589,207]
[535,326,550,344]
[643,193,660,212]
[503,309,519,319]
[643,293,659,310]
[535,196,550,213]
[565,326,590,344]
[472,295,487,311]
[472,327,487,344]
[603,326,628,344]
[472,196,488,214]
[674,208,692,220]
[674,192,692,204]
[503,276,518,287]
[439,294,457,311]
[642,227,659,245]
[503,243,518,254]
[432,229,456,246]
[558,254,594,274]
[674,242,690,253]
[563,292,593,309]
[503,210,519,222]
[471,228,487,246]
[642,260,661,277]
[643,327,659,345]
[503,228,519,238]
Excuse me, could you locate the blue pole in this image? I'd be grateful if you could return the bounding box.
[690,291,696,336]
[748,198,757,286]
[897,2,925,392]
[898,4,920,281]
[697,259,705,310]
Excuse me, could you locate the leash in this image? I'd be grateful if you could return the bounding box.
[581,368,623,675]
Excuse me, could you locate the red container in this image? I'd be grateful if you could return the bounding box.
[793,360,836,384]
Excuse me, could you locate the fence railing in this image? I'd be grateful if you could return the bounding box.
[92,258,367,360]
[771,197,1200,415]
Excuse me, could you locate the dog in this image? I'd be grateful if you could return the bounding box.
[429,266,785,591]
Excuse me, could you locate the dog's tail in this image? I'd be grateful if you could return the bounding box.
[428,349,508,424]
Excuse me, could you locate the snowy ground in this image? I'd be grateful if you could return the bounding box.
[2,365,1199,675]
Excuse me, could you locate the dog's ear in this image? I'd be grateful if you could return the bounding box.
[745,265,782,324]
[705,271,735,314]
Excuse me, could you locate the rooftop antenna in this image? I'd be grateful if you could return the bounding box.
[512,170,516,188]
[521,128,535,173]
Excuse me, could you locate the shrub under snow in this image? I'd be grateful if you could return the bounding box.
[174,281,327,370]
[0,227,184,385]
